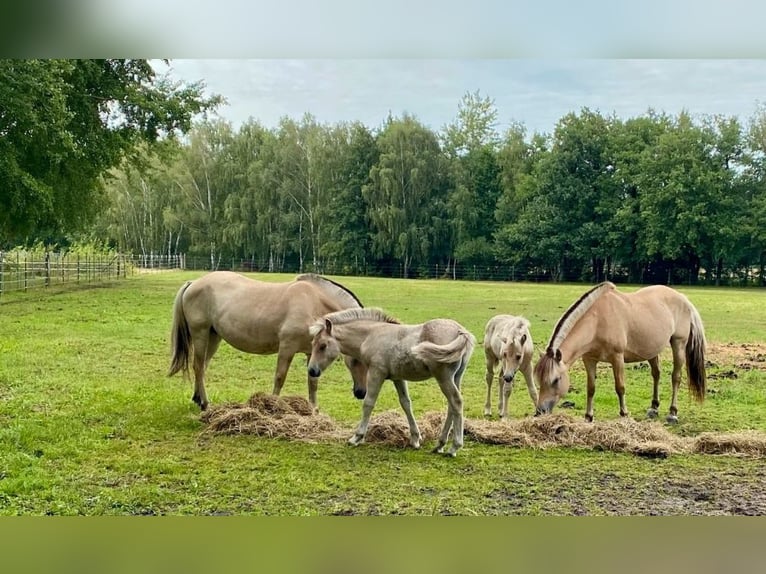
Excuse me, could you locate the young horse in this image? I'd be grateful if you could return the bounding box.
[307,308,476,457]
[168,271,366,410]
[483,315,538,418]
[534,281,706,423]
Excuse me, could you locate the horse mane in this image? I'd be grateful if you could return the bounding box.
[547,281,615,349]
[311,307,400,334]
[296,273,363,308]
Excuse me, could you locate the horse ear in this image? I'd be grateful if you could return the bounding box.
[325,318,332,335]
[546,347,554,358]
[520,333,527,345]
[554,348,562,362]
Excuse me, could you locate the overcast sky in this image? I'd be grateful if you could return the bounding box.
[158,59,766,137]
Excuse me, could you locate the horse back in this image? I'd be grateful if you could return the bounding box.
[182,272,337,354]
[589,286,692,361]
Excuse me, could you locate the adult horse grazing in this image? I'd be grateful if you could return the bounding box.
[307,308,476,457]
[168,271,365,410]
[483,315,539,419]
[534,281,706,424]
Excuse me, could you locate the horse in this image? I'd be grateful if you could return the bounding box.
[534,281,706,424]
[483,314,539,418]
[307,308,476,457]
[168,271,366,410]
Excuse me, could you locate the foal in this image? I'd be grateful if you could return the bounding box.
[483,315,538,418]
[308,308,476,457]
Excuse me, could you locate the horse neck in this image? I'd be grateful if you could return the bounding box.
[557,315,596,365]
[332,321,375,356]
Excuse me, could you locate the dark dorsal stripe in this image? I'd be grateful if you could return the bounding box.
[296,273,364,308]
[547,281,614,349]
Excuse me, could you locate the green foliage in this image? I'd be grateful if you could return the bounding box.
[0,59,222,246]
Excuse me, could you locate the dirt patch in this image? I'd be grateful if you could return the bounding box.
[201,392,766,458]
[707,342,766,371]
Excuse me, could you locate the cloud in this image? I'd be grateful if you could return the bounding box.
[160,59,766,137]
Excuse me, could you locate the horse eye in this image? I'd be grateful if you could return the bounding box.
[516,354,522,361]
[552,377,559,386]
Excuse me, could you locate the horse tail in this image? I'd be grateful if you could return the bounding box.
[685,299,707,402]
[168,281,193,378]
[412,330,477,364]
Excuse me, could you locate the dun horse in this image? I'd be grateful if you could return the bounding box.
[534,281,706,423]
[483,315,538,418]
[168,271,366,410]
[307,308,476,457]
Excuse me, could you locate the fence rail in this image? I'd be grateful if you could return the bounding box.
[0,252,135,297]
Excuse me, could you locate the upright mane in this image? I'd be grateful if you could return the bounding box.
[310,307,399,335]
[296,273,363,308]
[547,281,615,349]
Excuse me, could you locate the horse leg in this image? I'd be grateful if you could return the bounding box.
[191,329,220,410]
[611,356,629,418]
[271,349,294,397]
[646,356,661,419]
[521,361,539,414]
[349,375,384,446]
[484,354,496,417]
[392,379,421,449]
[583,358,597,422]
[305,353,320,410]
[666,339,685,424]
[433,374,464,457]
[500,374,513,420]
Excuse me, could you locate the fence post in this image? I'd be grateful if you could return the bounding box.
[24,254,28,292]
[45,251,51,287]
[0,251,4,299]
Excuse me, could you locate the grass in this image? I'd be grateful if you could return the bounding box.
[0,272,765,515]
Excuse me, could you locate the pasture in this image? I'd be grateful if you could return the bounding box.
[1,272,765,515]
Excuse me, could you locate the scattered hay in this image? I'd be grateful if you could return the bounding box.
[692,431,766,456]
[199,393,766,458]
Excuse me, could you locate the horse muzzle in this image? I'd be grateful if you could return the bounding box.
[502,372,515,383]
[353,387,366,400]
[308,366,321,378]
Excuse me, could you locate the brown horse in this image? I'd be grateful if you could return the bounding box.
[307,308,476,457]
[483,314,538,418]
[534,281,706,423]
[168,271,366,410]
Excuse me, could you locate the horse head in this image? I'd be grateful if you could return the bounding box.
[533,346,570,415]
[499,333,527,384]
[308,318,367,400]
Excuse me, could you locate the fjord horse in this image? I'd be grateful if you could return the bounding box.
[483,315,539,418]
[168,271,365,410]
[534,282,706,423]
[307,308,476,457]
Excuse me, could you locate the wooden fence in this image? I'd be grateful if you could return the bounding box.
[0,252,133,297]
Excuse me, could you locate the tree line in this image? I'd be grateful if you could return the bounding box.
[3,61,765,286]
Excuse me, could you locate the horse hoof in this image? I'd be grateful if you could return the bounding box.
[666,415,679,425]
[348,435,364,446]
[410,437,422,449]
[444,451,458,458]
[584,414,594,423]
[646,408,659,419]
[431,444,445,454]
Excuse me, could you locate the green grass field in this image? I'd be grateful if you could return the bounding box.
[1,272,764,515]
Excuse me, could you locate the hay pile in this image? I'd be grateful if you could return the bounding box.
[200,392,343,442]
[200,393,766,458]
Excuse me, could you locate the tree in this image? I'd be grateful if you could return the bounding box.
[0,59,221,245]
[364,114,448,277]
[321,122,379,273]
